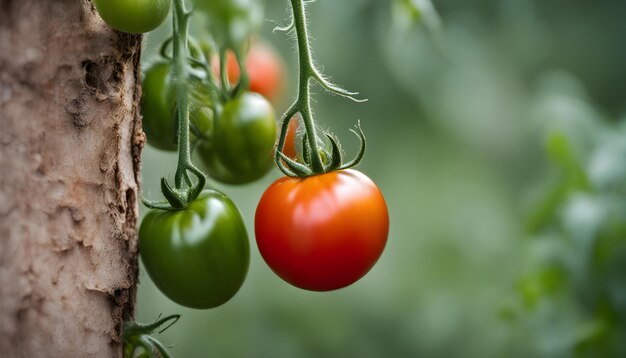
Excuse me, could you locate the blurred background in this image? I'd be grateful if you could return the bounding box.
[137,0,626,356]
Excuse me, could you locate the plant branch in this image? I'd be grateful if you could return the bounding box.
[274,0,367,176]
[172,0,192,189]
[144,0,206,210]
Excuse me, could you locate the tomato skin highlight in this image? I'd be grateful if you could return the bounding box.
[94,0,170,34]
[140,190,250,309]
[254,170,389,291]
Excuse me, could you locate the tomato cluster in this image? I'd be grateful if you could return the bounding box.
[138,57,278,307]
[136,34,289,307]
[141,40,286,184]
[94,0,389,314]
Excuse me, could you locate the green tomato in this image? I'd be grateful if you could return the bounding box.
[198,92,276,185]
[142,62,176,151]
[139,190,249,309]
[142,62,213,151]
[196,143,243,184]
[94,0,170,34]
[193,0,263,47]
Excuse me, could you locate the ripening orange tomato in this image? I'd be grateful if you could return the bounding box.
[255,169,389,291]
[214,41,285,102]
[279,118,298,160]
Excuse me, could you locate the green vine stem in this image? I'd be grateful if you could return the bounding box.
[274,0,368,177]
[143,0,206,210]
[219,49,230,94]
[172,0,192,188]
[230,48,250,99]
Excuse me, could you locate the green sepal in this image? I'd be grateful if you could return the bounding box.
[185,167,207,203]
[324,133,342,172]
[141,198,175,211]
[278,151,313,177]
[339,121,366,170]
[276,156,298,177]
[161,178,186,209]
[301,132,311,165]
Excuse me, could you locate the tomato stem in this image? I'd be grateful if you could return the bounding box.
[145,0,206,210]
[274,0,368,177]
[219,48,231,94]
[230,48,250,99]
[172,0,191,188]
[281,0,324,173]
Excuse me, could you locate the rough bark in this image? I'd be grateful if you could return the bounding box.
[0,0,144,356]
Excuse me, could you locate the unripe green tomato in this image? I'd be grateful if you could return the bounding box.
[139,190,250,309]
[193,0,263,47]
[141,62,175,151]
[193,0,255,20]
[198,92,276,184]
[141,62,213,151]
[196,142,244,184]
[94,0,170,34]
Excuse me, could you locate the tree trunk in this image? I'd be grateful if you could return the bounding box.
[0,0,144,356]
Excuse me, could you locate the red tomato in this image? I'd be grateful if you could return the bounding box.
[255,169,389,291]
[214,41,284,102]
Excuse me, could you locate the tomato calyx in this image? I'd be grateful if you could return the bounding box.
[143,166,207,211]
[276,119,367,177]
[123,314,180,358]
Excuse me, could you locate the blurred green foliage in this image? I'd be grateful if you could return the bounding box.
[508,89,626,357]
[137,0,626,356]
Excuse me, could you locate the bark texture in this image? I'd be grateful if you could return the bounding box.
[0,0,144,356]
